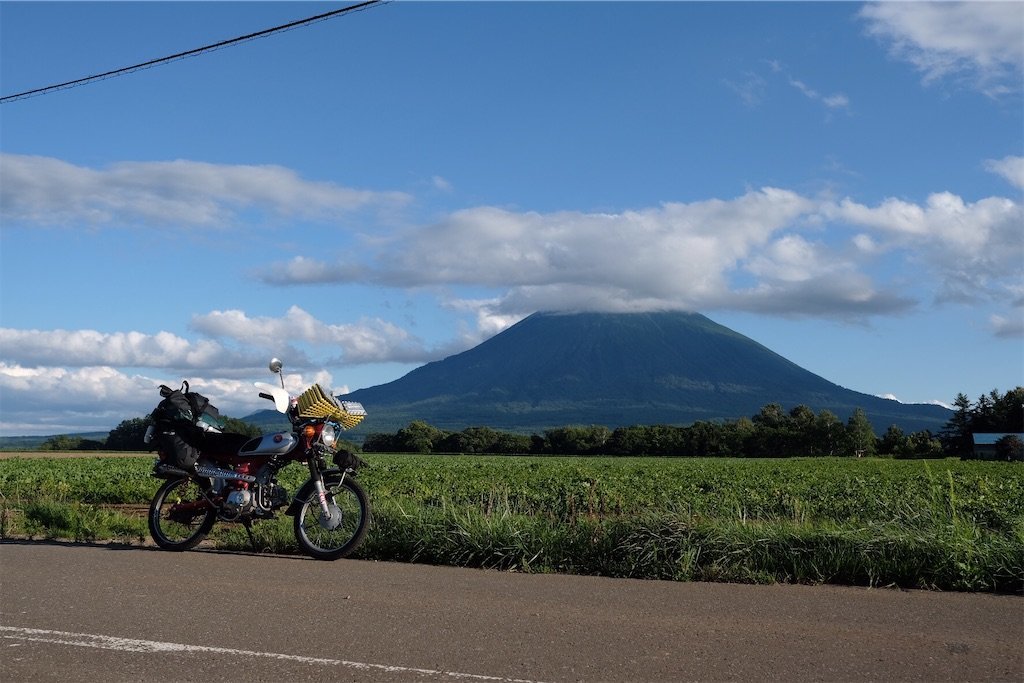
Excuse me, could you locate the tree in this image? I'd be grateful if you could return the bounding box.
[106,417,153,451]
[685,421,727,457]
[395,421,446,453]
[722,417,755,456]
[941,393,974,457]
[489,432,531,455]
[811,410,844,457]
[438,427,500,454]
[223,417,262,438]
[878,425,908,457]
[844,408,876,457]
[362,432,399,453]
[748,403,795,457]
[543,425,611,455]
[608,426,651,456]
[992,387,1024,432]
[995,434,1024,462]
[906,430,943,459]
[940,387,1024,458]
[39,435,84,451]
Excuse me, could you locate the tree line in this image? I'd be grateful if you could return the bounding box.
[37,416,261,452]
[364,388,1023,460]
[364,406,900,458]
[39,387,1023,460]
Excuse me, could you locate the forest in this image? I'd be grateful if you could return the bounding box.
[34,387,1023,460]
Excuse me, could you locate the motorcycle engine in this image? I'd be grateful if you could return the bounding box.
[222,483,289,518]
[224,488,252,515]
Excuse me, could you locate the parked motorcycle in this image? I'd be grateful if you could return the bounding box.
[145,359,370,560]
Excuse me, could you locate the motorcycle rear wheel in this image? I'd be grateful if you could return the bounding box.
[293,473,370,560]
[148,476,216,551]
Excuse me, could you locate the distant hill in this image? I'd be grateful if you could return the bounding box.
[0,432,108,451]
[312,311,950,435]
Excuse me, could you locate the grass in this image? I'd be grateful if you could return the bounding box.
[1,454,1021,592]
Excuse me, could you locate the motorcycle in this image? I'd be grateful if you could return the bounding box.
[145,359,370,560]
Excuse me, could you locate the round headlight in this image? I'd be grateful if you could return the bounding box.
[321,423,337,448]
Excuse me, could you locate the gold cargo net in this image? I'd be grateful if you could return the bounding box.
[296,384,366,430]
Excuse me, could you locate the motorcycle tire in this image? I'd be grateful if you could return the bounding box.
[293,473,370,561]
[148,476,216,551]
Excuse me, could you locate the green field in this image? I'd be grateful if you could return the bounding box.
[1,454,1021,592]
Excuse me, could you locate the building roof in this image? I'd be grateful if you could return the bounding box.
[972,433,1024,445]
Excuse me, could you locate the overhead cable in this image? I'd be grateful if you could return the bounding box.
[0,0,385,104]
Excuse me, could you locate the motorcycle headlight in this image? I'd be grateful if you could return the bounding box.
[320,423,337,449]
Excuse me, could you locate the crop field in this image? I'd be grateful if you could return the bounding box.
[1,453,1021,592]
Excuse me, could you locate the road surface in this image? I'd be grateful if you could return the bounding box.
[1,541,1021,682]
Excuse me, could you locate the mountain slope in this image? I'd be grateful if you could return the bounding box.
[339,311,950,434]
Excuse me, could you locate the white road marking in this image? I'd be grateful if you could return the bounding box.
[0,625,544,683]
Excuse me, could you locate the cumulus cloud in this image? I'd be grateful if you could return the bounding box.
[190,306,433,364]
[985,156,1024,190]
[0,306,439,433]
[826,192,1023,303]
[0,328,257,371]
[860,1,1024,97]
[0,153,410,228]
[0,364,164,433]
[4,153,1021,433]
[264,188,831,313]
[263,184,1021,321]
[0,362,346,435]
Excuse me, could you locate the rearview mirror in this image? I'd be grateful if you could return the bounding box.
[269,358,283,374]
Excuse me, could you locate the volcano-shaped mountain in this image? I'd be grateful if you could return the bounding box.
[337,311,950,434]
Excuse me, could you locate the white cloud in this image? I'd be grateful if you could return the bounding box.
[262,256,366,285]
[191,306,432,364]
[292,188,816,309]
[4,154,1021,434]
[432,175,454,193]
[0,362,346,435]
[723,71,768,107]
[985,155,1024,190]
[0,364,162,434]
[726,62,850,112]
[0,328,254,370]
[860,1,1024,97]
[746,234,837,283]
[0,154,410,228]
[826,192,1023,303]
[0,306,441,433]
[788,78,851,110]
[259,183,1021,320]
[990,314,1024,339]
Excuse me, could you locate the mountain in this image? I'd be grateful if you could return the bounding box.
[325,311,951,435]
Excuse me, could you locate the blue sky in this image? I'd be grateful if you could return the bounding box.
[1,1,1022,436]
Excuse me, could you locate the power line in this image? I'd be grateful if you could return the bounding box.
[0,0,385,104]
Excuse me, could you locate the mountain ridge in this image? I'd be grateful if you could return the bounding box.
[333,311,950,435]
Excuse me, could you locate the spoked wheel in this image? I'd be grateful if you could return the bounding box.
[293,473,370,560]
[148,476,216,551]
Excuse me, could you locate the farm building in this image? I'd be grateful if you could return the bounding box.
[972,433,1024,460]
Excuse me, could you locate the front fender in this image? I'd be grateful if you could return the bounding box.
[285,467,345,517]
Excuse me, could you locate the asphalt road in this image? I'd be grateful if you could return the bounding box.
[1,541,1021,682]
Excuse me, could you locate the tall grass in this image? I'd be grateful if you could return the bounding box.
[1,455,1021,592]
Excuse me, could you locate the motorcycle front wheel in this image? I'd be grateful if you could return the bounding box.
[148,476,216,551]
[293,473,370,561]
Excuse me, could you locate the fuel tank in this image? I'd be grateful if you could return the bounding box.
[239,432,298,457]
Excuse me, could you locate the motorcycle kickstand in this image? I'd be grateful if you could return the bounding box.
[242,518,259,553]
